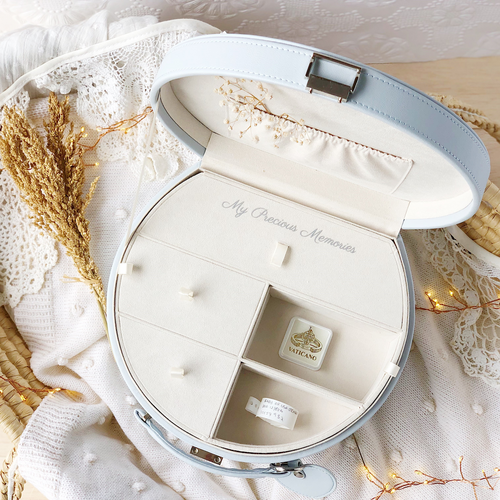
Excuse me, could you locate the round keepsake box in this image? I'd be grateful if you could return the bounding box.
[107,34,490,498]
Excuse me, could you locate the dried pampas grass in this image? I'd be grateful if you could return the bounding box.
[0,92,105,311]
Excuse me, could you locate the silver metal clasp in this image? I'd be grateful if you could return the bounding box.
[305,53,361,103]
[190,446,223,465]
[271,460,305,478]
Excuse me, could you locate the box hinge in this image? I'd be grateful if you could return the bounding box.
[305,53,361,103]
[190,446,223,465]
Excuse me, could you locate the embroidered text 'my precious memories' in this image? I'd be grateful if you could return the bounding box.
[222,199,356,254]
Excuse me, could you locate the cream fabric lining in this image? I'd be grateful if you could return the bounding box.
[245,290,400,401]
[115,172,409,454]
[220,105,414,196]
[162,75,472,222]
[202,134,410,237]
[135,173,407,328]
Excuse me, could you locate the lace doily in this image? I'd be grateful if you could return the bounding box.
[423,228,500,388]
[0,24,203,309]
[35,29,200,181]
[0,90,67,309]
[0,171,58,308]
[4,89,30,114]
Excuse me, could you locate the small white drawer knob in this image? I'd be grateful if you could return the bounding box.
[179,288,194,300]
[271,242,289,267]
[170,367,185,378]
[117,263,134,275]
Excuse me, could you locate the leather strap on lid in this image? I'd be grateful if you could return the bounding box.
[151,34,489,230]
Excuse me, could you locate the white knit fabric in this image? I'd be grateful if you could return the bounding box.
[0,15,499,500]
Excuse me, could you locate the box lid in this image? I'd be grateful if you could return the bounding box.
[151,34,490,233]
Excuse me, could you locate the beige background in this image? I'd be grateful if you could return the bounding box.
[3,54,499,500]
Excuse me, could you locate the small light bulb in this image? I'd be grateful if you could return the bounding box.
[80,127,85,133]
[96,127,102,132]
[415,470,422,475]
[391,473,397,479]
[449,290,454,296]
[94,162,100,167]
[390,488,396,494]
[424,480,429,485]
[459,456,464,463]
[20,394,26,401]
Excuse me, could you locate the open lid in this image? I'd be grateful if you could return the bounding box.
[151,34,489,235]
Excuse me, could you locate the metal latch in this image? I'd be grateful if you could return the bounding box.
[305,53,361,103]
[190,446,223,465]
[272,460,305,478]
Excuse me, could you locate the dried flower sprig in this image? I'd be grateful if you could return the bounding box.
[215,77,408,162]
[354,435,500,500]
[215,77,312,147]
[0,92,105,311]
[416,289,500,314]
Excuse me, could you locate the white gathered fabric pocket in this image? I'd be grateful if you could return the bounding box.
[229,108,413,196]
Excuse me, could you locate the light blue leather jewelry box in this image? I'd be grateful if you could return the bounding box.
[107,34,490,498]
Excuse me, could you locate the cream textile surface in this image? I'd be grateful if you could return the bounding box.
[1,0,500,63]
[0,14,499,500]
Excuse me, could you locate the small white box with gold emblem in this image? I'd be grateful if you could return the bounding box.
[279,317,333,371]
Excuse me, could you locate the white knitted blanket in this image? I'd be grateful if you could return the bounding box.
[1,14,499,500]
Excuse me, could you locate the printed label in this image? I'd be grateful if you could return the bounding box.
[279,317,333,370]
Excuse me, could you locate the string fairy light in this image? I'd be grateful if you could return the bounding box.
[0,375,77,400]
[416,289,500,314]
[79,106,153,167]
[353,435,500,500]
